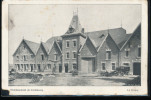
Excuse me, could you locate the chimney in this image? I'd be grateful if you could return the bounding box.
[81,28,84,33]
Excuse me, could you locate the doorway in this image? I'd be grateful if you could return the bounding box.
[59,64,62,73]
[133,62,141,75]
[37,64,41,72]
[65,63,68,73]
[30,64,33,72]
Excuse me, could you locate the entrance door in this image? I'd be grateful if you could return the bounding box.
[30,64,33,72]
[81,58,94,73]
[133,62,141,75]
[59,64,62,73]
[24,64,26,71]
[65,64,68,73]
[38,64,41,72]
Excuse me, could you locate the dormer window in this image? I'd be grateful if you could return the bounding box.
[69,27,74,33]
[99,34,105,38]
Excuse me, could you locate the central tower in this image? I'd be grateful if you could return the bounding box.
[61,13,86,73]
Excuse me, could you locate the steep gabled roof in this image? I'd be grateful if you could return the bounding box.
[13,39,40,56]
[24,39,40,55]
[41,42,52,54]
[66,14,82,34]
[46,36,62,53]
[84,27,127,50]
[120,23,141,51]
[79,36,97,53]
[118,34,132,49]
[84,31,108,50]
[46,36,62,43]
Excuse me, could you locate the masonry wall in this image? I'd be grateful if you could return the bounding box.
[62,35,81,72]
[96,35,119,72]
[120,31,141,75]
[48,42,62,73]
[13,41,36,72]
[35,44,48,72]
[79,38,97,73]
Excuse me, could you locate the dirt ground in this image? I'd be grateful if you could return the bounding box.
[9,76,136,86]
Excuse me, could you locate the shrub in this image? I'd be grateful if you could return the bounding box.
[125,76,141,86]
[100,71,110,77]
[30,74,43,83]
[71,69,78,76]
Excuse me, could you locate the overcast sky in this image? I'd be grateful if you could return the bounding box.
[8,4,141,64]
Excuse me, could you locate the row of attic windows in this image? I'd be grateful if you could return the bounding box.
[125,45,141,58]
[16,55,34,61]
[16,54,58,61]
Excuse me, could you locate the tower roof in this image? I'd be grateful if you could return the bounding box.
[66,14,83,34]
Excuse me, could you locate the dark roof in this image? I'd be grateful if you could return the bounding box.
[46,36,62,43]
[79,36,97,53]
[46,36,62,53]
[118,34,132,49]
[24,39,40,55]
[120,23,141,50]
[84,31,108,49]
[66,15,83,34]
[84,27,127,49]
[41,42,52,53]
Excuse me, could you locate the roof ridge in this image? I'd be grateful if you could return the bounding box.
[85,27,125,34]
[24,39,39,44]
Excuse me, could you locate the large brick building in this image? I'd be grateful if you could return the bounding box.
[13,13,141,75]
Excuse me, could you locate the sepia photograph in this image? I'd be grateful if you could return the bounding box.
[2,0,148,96]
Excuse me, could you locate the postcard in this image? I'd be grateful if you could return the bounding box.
[2,0,148,96]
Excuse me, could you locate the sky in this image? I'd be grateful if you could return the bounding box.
[8,4,141,64]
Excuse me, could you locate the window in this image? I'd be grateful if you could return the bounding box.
[66,41,69,48]
[73,40,76,47]
[41,55,44,60]
[69,27,74,33]
[48,64,51,69]
[23,46,25,50]
[54,54,57,60]
[23,55,26,61]
[73,52,76,58]
[106,51,111,60]
[102,63,106,70]
[126,50,129,57]
[128,42,131,48]
[138,47,141,57]
[112,63,116,70]
[66,52,69,59]
[16,56,19,60]
[31,55,34,58]
[73,64,77,69]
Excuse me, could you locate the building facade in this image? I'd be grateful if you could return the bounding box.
[13,13,141,75]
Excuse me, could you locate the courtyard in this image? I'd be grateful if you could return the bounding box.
[9,73,140,86]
